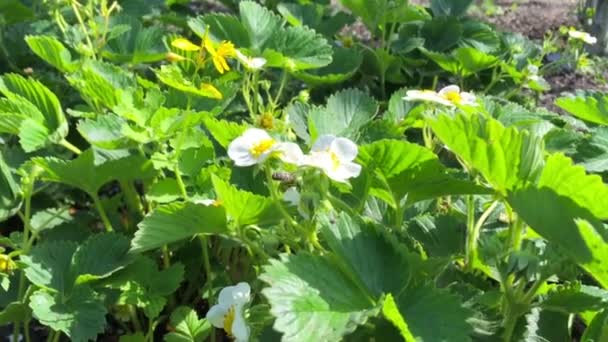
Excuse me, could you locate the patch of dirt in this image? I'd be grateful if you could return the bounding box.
[540,70,608,112]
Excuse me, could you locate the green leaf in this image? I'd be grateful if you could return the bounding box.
[77,114,134,150]
[30,207,72,234]
[540,283,608,313]
[581,309,608,342]
[423,47,498,77]
[72,233,131,283]
[0,151,21,222]
[320,212,410,297]
[460,21,500,53]
[0,74,68,151]
[25,35,78,73]
[202,116,247,148]
[212,175,281,227]
[309,88,377,140]
[0,0,34,24]
[0,301,30,325]
[260,253,375,342]
[131,201,227,253]
[555,91,608,125]
[430,113,544,192]
[357,139,492,207]
[431,0,473,17]
[239,1,283,51]
[164,306,212,342]
[30,286,106,342]
[155,65,223,99]
[421,17,463,52]
[264,25,333,71]
[518,308,570,342]
[33,149,156,195]
[103,15,167,64]
[396,285,474,341]
[22,240,78,293]
[382,294,416,341]
[292,47,362,86]
[537,153,608,219]
[189,14,250,48]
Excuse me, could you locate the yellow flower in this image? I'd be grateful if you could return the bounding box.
[204,36,236,74]
[171,38,201,51]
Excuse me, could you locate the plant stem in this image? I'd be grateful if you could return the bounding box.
[91,194,113,232]
[119,180,143,224]
[60,139,82,155]
[466,200,499,271]
[272,70,289,106]
[465,195,476,271]
[200,235,213,288]
[264,167,297,226]
[510,215,525,252]
[502,305,519,342]
[70,0,96,59]
[129,305,143,333]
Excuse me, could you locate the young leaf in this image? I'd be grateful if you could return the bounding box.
[25,35,78,72]
[164,306,212,342]
[260,253,376,342]
[202,116,247,148]
[103,15,167,64]
[239,1,283,51]
[319,212,410,297]
[212,175,281,227]
[308,88,377,140]
[263,25,333,71]
[30,286,106,342]
[131,202,227,253]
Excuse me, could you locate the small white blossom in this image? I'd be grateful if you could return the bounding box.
[276,142,305,166]
[228,128,278,166]
[403,85,477,107]
[236,50,267,70]
[303,135,361,183]
[568,30,597,44]
[206,282,251,342]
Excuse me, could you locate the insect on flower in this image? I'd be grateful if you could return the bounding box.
[302,135,361,183]
[206,282,251,342]
[403,85,477,107]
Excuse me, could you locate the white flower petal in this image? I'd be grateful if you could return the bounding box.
[283,187,300,206]
[330,137,358,162]
[241,128,272,142]
[404,90,454,106]
[326,161,362,183]
[231,282,251,305]
[232,305,250,342]
[195,199,216,206]
[227,138,258,167]
[249,57,267,69]
[438,85,461,96]
[277,142,304,165]
[311,135,336,152]
[206,304,228,328]
[459,92,478,106]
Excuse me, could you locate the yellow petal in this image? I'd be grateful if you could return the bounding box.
[200,83,223,99]
[166,52,187,62]
[171,38,200,51]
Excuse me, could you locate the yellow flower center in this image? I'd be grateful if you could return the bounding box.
[223,306,236,337]
[443,91,462,104]
[250,139,276,158]
[0,255,14,273]
[330,152,341,171]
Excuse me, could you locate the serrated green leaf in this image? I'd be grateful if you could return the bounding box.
[103,15,167,64]
[556,91,608,126]
[212,175,281,227]
[239,1,283,51]
[25,35,77,72]
[260,253,375,342]
[423,47,498,77]
[33,149,156,195]
[22,240,78,293]
[0,151,21,222]
[320,212,410,297]
[397,285,474,341]
[77,114,134,150]
[518,308,570,342]
[189,14,250,47]
[72,233,131,283]
[382,294,416,341]
[202,116,246,148]
[30,286,106,342]
[421,17,463,52]
[541,283,608,313]
[264,25,333,71]
[460,21,500,53]
[308,88,377,140]
[164,306,211,342]
[131,202,227,253]
[431,0,473,17]
[155,65,223,99]
[30,207,72,234]
[292,47,362,86]
[430,113,544,193]
[537,153,608,219]
[356,139,492,207]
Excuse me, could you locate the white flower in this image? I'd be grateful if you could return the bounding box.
[194,198,222,207]
[228,128,305,167]
[303,135,361,183]
[403,85,477,107]
[236,50,267,70]
[206,282,251,342]
[568,30,597,44]
[228,128,278,166]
